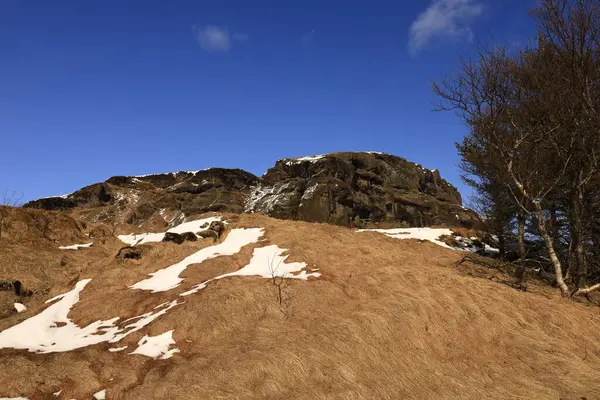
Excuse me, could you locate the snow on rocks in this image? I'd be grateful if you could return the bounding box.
[134,169,210,179]
[118,216,222,246]
[358,227,455,249]
[283,154,325,166]
[181,245,321,296]
[130,330,179,360]
[13,303,26,313]
[93,389,106,400]
[300,183,318,204]
[245,182,293,213]
[129,228,264,292]
[58,242,93,250]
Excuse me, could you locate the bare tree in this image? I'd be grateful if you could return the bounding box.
[435,0,600,297]
[0,189,24,238]
[267,256,293,316]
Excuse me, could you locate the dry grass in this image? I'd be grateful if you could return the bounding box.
[1,210,600,399]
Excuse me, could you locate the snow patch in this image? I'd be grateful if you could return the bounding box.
[109,300,179,343]
[0,280,179,354]
[39,192,71,200]
[134,169,210,178]
[283,154,325,166]
[58,242,93,250]
[245,182,293,213]
[0,280,120,353]
[108,346,128,352]
[118,216,222,246]
[300,183,318,203]
[93,389,106,400]
[13,303,26,313]
[130,330,179,359]
[359,228,499,254]
[130,228,264,292]
[358,227,455,249]
[181,245,320,296]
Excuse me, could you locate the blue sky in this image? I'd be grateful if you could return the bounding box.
[0,0,535,203]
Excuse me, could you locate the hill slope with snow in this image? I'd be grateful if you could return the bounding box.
[0,209,599,399]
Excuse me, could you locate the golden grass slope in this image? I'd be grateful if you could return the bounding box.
[0,210,599,399]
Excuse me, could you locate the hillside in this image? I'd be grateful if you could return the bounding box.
[23,152,479,230]
[0,207,599,399]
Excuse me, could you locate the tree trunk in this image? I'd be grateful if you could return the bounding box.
[565,236,575,283]
[534,202,570,297]
[550,206,560,248]
[569,180,587,288]
[497,229,506,260]
[517,213,526,264]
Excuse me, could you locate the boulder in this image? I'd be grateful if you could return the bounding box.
[208,221,226,237]
[116,246,143,260]
[163,232,185,244]
[197,230,219,242]
[180,232,198,242]
[0,280,32,296]
[162,231,198,244]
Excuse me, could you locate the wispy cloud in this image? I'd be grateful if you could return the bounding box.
[302,28,316,46]
[194,25,248,52]
[408,0,483,54]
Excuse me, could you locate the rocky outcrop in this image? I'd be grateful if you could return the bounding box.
[24,168,258,224]
[245,152,477,228]
[24,152,478,228]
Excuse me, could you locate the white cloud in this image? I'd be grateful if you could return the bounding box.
[408,0,483,54]
[194,25,248,52]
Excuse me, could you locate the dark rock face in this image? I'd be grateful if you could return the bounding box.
[24,168,259,222]
[23,152,477,228]
[245,152,477,228]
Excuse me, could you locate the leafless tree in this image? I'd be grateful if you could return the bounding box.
[267,256,293,317]
[434,0,600,297]
[0,189,24,238]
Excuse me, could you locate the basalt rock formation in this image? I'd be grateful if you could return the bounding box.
[24,152,478,228]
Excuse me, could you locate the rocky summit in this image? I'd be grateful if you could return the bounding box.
[24,152,478,228]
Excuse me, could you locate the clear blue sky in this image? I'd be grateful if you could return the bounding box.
[0,0,535,203]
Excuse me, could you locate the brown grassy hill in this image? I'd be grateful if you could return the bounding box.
[1,208,599,399]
